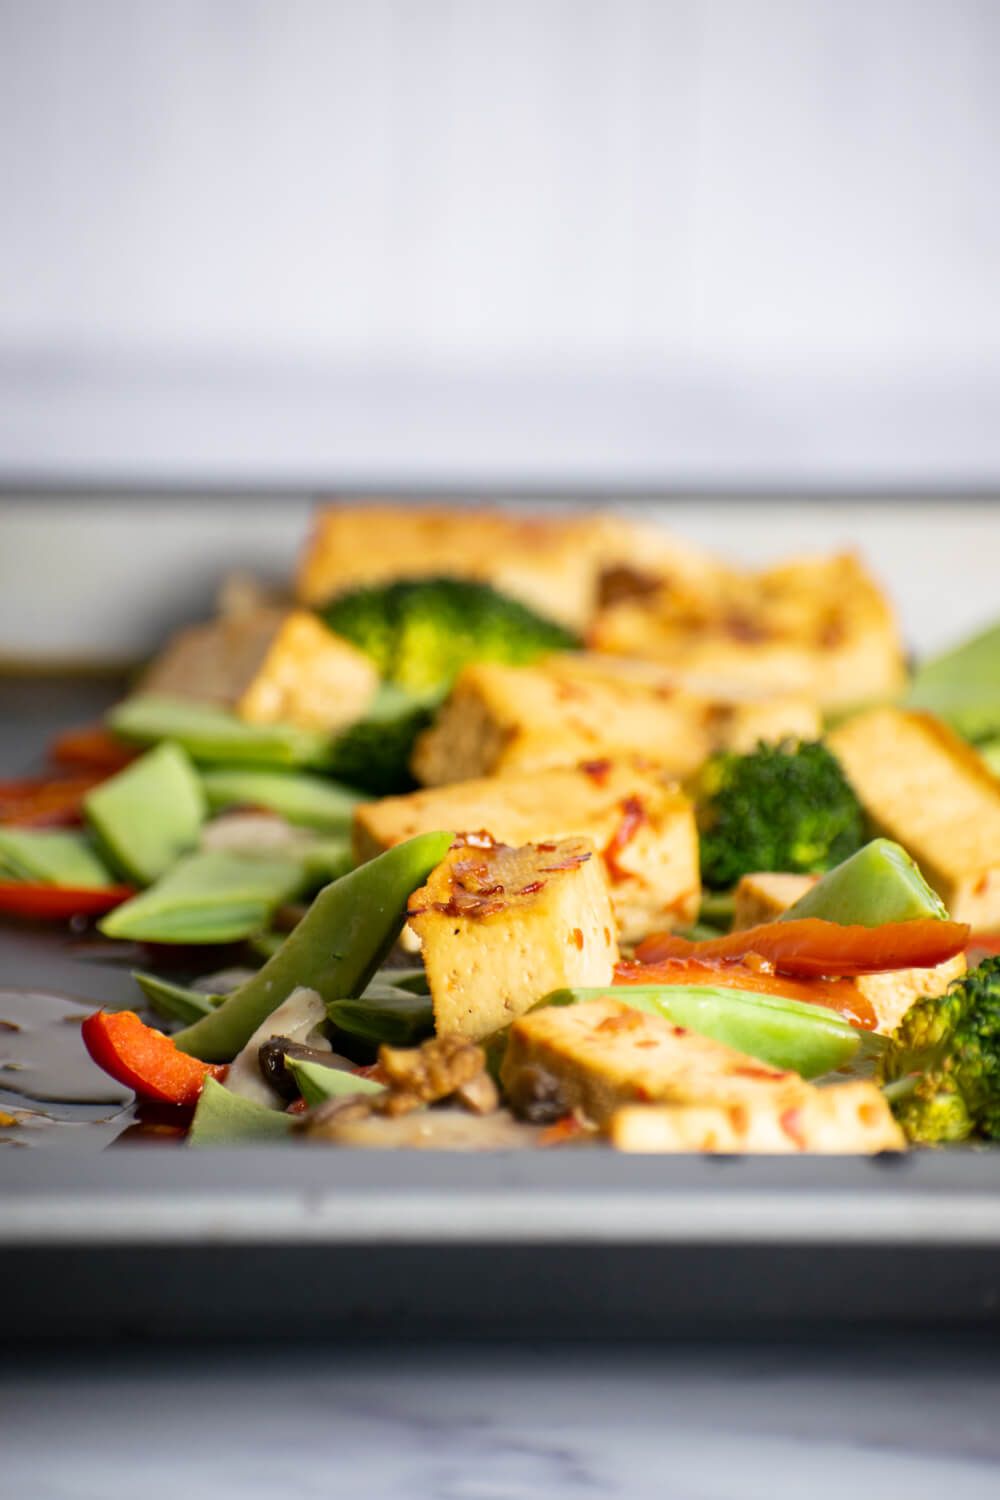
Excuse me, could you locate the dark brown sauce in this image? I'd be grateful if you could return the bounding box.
[0,987,136,1150]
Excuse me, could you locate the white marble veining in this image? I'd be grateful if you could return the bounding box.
[4,1340,999,1499]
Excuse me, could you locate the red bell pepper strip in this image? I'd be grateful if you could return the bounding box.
[614,956,876,1029]
[49,725,138,773]
[635,917,970,979]
[0,773,107,828]
[0,882,134,921]
[81,1009,226,1107]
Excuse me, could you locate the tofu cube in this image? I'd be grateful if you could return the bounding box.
[500,996,811,1126]
[732,872,818,929]
[295,504,719,631]
[410,657,820,786]
[590,552,905,712]
[354,758,700,943]
[407,837,619,1041]
[141,607,378,733]
[608,1083,904,1154]
[829,707,1000,930]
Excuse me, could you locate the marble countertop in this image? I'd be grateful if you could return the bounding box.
[5,1338,999,1499]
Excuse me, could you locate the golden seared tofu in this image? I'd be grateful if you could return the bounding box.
[829,707,1000,931]
[501,996,811,1126]
[608,1083,904,1154]
[407,837,619,1041]
[411,657,820,787]
[590,552,905,712]
[731,866,967,1034]
[354,759,699,942]
[141,607,378,732]
[294,504,718,631]
[732,872,818,929]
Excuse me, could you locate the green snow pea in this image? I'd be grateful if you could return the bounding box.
[0,828,115,888]
[326,987,434,1049]
[200,767,364,830]
[781,838,948,926]
[99,850,305,944]
[906,620,1000,741]
[132,970,220,1026]
[108,694,333,769]
[285,1056,385,1108]
[172,830,453,1062]
[538,984,860,1079]
[84,741,206,885]
[188,1076,294,1146]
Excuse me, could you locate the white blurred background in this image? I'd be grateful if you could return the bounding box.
[1,0,999,488]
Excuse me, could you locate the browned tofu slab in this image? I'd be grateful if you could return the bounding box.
[408,837,619,1041]
[829,707,1000,930]
[140,607,378,732]
[294,504,718,630]
[609,1083,904,1154]
[355,758,699,943]
[411,656,820,786]
[501,996,811,1126]
[590,552,905,711]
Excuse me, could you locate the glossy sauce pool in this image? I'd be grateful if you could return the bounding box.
[0,987,144,1149]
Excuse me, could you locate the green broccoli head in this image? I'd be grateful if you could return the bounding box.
[320,577,579,694]
[879,957,1000,1144]
[324,685,439,797]
[693,739,865,891]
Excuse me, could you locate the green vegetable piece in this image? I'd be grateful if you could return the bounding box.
[907,621,1000,742]
[171,830,453,1062]
[200,768,364,831]
[539,985,860,1079]
[878,955,1000,1143]
[327,989,434,1048]
[132,970,220,1026]
[84,742,206,885]
[781,838,949,926]
[693,740,865,891]
[368,966,430,995]
[99,850,304,944]
[299,835,354,887]
[188,1076,294,1146]
[108,694,332,769]
[0,828,114,888]
[979,740,1000,777]
[321,577,578,694]
[324,684,443,796]
[285,1056,385,1108]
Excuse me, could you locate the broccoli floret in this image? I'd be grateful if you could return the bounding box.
[323,685,439,797]
[879,957,1000,1144]
[693,739,865,891]
[320,577,578,694]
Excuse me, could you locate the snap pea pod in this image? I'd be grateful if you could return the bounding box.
[108,694,333,769]
[84,741,206,885]
[132,970,220,1026]
[781,838,948,926]
[539,984,860,1078]
[285,1056,385,1108]
[200,767,364,831]
[0,827,115,888]
[327,988,434,1048]
[172,830,453,1062]
[906,620,1000,741]
[188,1076,294,1146]
[99,850,305,944]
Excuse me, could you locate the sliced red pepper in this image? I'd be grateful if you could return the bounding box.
[50,725,138,773]
[81,1009,226,1107]
[635,917,970,979]
[0,773,107,828]
[0,882,134,921]
[614,956,875,1028]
